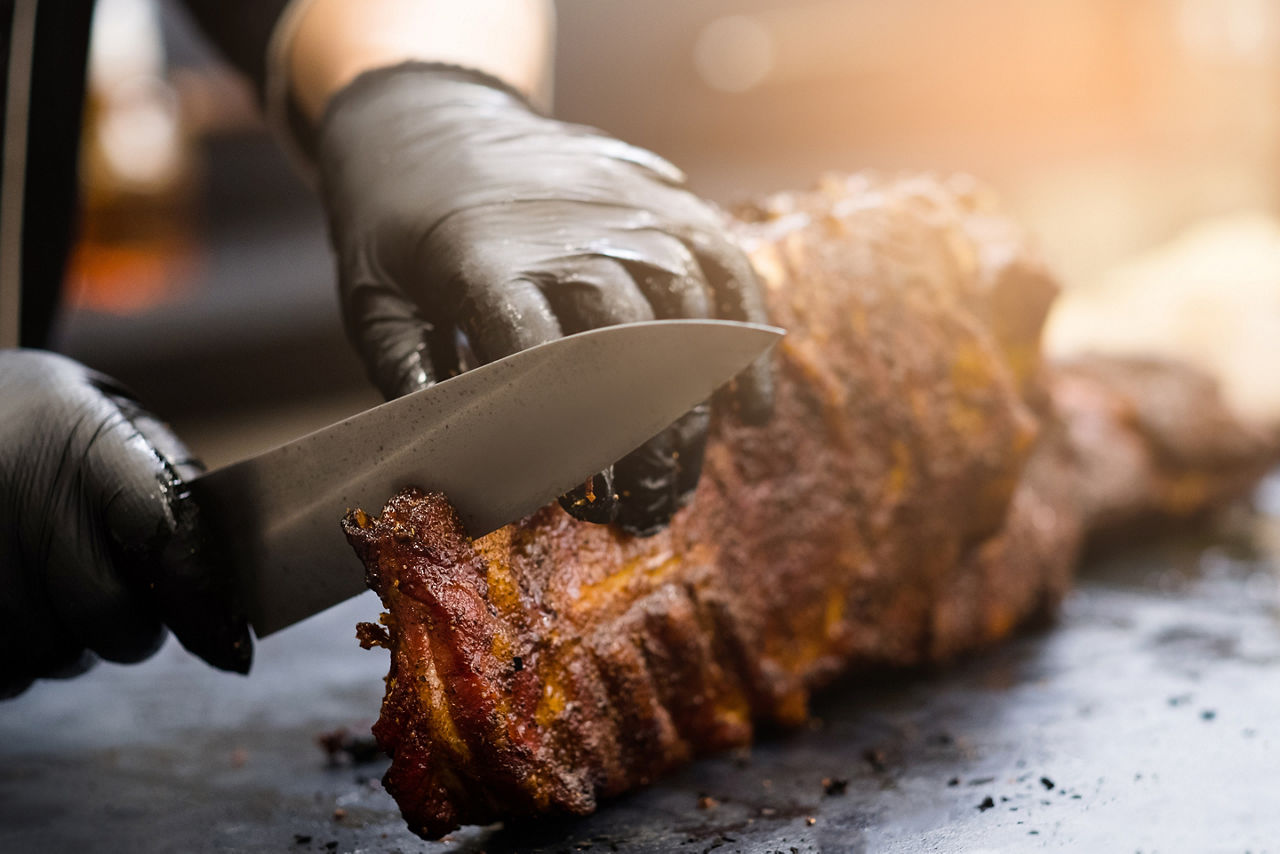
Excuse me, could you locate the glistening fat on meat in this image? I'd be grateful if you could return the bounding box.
[342,173,1280,840]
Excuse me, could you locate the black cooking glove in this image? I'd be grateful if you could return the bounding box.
[314,63,773,536]
[0,350,251,698]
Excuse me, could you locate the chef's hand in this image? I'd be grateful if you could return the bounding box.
[315,62,774,535]
[0,350,251,698]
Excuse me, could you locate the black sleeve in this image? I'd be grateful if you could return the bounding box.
[177,0,293,97]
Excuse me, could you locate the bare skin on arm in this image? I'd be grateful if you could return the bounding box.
[287,0,555,119]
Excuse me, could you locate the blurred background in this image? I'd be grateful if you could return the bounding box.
[57,0,1280,465]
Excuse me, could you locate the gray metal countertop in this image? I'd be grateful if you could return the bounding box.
[4,480,1280,854]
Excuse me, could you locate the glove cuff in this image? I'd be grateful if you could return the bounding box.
[287,61,544,183]
[327,61,542,119]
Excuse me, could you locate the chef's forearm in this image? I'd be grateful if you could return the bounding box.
[286,0,555,121]
[181,1,553,109]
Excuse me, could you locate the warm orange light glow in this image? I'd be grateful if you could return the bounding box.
[64,238,197,315]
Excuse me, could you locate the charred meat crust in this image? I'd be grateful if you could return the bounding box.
[344,173,1278,840]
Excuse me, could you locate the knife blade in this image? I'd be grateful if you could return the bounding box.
[190,319,783,637]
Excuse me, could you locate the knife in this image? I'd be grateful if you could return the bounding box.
[190,319,784,638]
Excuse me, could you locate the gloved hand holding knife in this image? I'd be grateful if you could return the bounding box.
[0,353,251,697]
[0,0,774,695]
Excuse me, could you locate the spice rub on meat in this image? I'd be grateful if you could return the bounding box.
[342,173,1279,840]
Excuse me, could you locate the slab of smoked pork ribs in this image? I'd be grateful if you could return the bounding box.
[343,173,1279,839]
